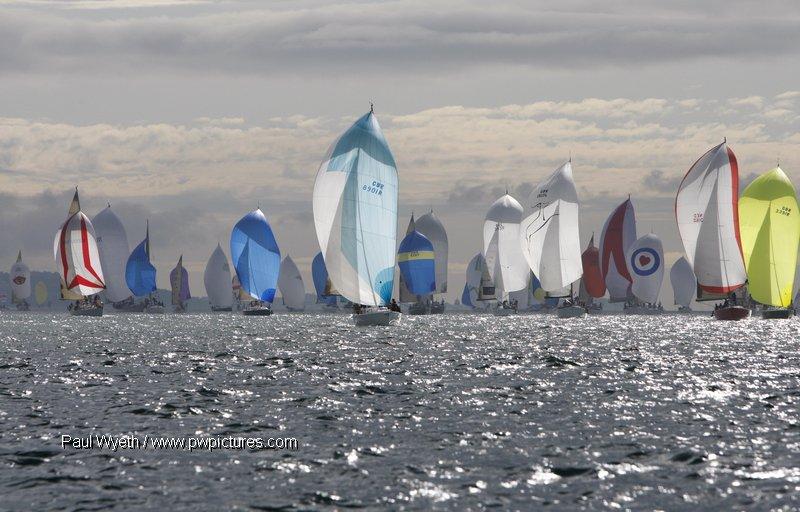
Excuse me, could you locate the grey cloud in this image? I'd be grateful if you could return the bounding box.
[642,169,682,194]
[1,1,799,77]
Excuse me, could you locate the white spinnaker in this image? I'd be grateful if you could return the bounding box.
[670,256,696,307]
[465,253,483,305]
[92,206,133,303]
[278,256,306,310]
[312,112,398,306]
[626,233,664,304]
[56,211,105,297]
[416,210,448,294]
[675,142,746,297]
[520,161,582,292]
[204,244,233,309]
[10,252,31,303]
[482,194,529,295]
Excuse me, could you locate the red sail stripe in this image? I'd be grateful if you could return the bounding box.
[58,216,74,283]
[727,147,744,260]
[79,216,104,286]
[68,275,105,290]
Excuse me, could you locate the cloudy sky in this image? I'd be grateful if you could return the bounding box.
[1,0,799,304]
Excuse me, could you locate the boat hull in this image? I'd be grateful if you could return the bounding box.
[353,310,401,326]
[112,301,147,312]
[762,308,794,319]
[557,305,586,318]
[70,306,103,317]
[408,302,428,315]
[713,306,751,321]
[243,307,272,316]
[430,302,445,314]
[144,305,165,314]
[211,306,233,312]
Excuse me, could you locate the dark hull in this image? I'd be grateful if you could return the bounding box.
[713,306,750,321]
[112,301,147,312]
[762,308,794,319]
[211,306,233,312]
[243,308,272,316]
[430,303,445,314]
[408,303,428,315]
[70,306,103,317]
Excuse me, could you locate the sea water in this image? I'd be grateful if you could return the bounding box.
[0,312,798,510]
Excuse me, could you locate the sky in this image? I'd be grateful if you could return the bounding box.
[1,0,799,305]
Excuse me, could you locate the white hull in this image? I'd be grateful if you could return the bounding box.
[353,310,401,326]
[557,305,586,318]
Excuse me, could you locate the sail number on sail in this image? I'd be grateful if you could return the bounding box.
[362,181,385,195]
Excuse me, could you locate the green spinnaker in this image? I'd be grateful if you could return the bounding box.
[738,167,800,307]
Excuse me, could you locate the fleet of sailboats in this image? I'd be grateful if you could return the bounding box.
[0,109,794,324]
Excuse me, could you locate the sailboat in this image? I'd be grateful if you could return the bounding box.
[125,221,165,313]
[484,194,528,315]
[204,244,233,312]
[519,161,584,318]
[624,233,665,315]
[54,188,105,316]
[35,281,48,308]
[676,141,748,320]
[599,198,637,304]
[230,209,281,316]
[738,166,800,319]
[278,256,306,312]
[170,255,191,313]
[415,209,448,313]
[580,235,605,313]
[93,205,139,311]
[312,252,338,308]
[312,107,401,326]
[398,225,436,315]
[397,212,428,315]
[670,256,696,313]
[10,251,31,311]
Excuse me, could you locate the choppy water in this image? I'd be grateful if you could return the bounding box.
[1,312,799,510]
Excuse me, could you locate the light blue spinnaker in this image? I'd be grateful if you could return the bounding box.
[125,223,157,297]
[230,209,281,303]
[312,110,399,306]
[397,230,435,296]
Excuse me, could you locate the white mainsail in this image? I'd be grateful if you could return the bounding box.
[520,161,582,294]
[483,194,529,299]
[204,244,233,310]
[675,141,746,300]
[626,233,664,304]
[416,210,448,294]
[92,205,133,303]
[312,110,399,306]
[670,256,695,307]
[278,256,306,311]
[55,189,105,297]
[10,251,31,303]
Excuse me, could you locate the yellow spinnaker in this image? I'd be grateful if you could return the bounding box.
[34,281,48,305]
[738,167,800,307]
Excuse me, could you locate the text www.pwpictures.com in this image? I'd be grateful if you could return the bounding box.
[61,434,299,452]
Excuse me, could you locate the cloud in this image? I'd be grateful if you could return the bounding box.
[642,170,681,194]
[1,1,799,77]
